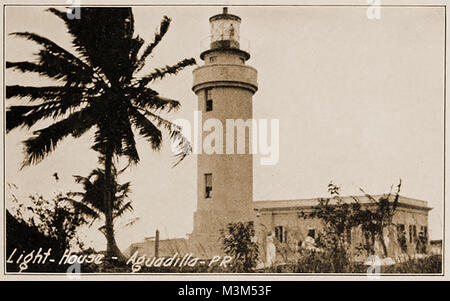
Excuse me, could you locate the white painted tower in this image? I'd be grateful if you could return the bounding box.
[190,8,258,256]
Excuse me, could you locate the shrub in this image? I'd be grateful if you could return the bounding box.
[220,221,259,272]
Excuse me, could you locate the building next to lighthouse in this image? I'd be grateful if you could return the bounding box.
[125,8,433,263]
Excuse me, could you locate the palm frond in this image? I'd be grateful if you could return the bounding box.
[66,198,101,222]
[21,105,98,167]
[6,90,88,133]
[7,31,102,85]
[6,85,82,102]
[129,107,162,151]
[9,32,96,81]
[134,106,192,166]
[66,191,84,198]
[118,116,140,164]
[47,7,135,85]
[113,201,133,220]
[116,182,131,197]
[134,16,171,72]
[131,87,180,112]
[7,101,65,132]
[129,35,145,65]
[122,217,140,228]
[6,60,80,83]
[138,58,196,87]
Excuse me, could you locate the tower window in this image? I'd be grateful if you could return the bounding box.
[206,100,213,112]
[205,89,213,112]
[205,173,212,198]
[307,229,315,239]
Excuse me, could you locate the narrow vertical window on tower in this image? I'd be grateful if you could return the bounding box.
[205,173,212,198]
[205,88,213,112]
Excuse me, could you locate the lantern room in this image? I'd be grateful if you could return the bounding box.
[209,7,241,49]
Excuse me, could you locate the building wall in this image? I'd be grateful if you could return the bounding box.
[255,205,430,263]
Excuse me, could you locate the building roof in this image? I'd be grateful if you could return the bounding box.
[254,194,431,212]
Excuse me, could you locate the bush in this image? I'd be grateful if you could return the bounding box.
[295,249,361,273]
[382,255,442,274]
[220,221,259,272]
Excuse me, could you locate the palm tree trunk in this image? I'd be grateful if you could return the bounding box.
[103,150,126,262]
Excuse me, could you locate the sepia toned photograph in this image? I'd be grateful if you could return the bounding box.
[2,1,446,279]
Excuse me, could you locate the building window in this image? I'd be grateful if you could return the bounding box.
[397,224,407,252]
[409,225,412,243]
[345,228,352,244]
[409,225,417,243]
[204,173,212,198]
[307,229,315,239]
[420,226,428,241]
[417,226,428,254]
[205,89,213,112]
[209,56,217,63]
[275,226,287,243]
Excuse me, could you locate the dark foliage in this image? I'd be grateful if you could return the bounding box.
[220,221,259,272]
[67,167,134,231]
[302,181,402,261]
[6,191,86,272]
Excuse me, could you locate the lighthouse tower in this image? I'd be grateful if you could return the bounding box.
[190,8,258,255]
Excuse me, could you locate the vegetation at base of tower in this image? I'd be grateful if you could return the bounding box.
[6,7,196,260]
[220,221,260,272]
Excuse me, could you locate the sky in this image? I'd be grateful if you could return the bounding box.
[4,5,445,250]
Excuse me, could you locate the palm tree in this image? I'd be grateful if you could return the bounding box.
[68,167,136,239]
[6,7,195,260]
